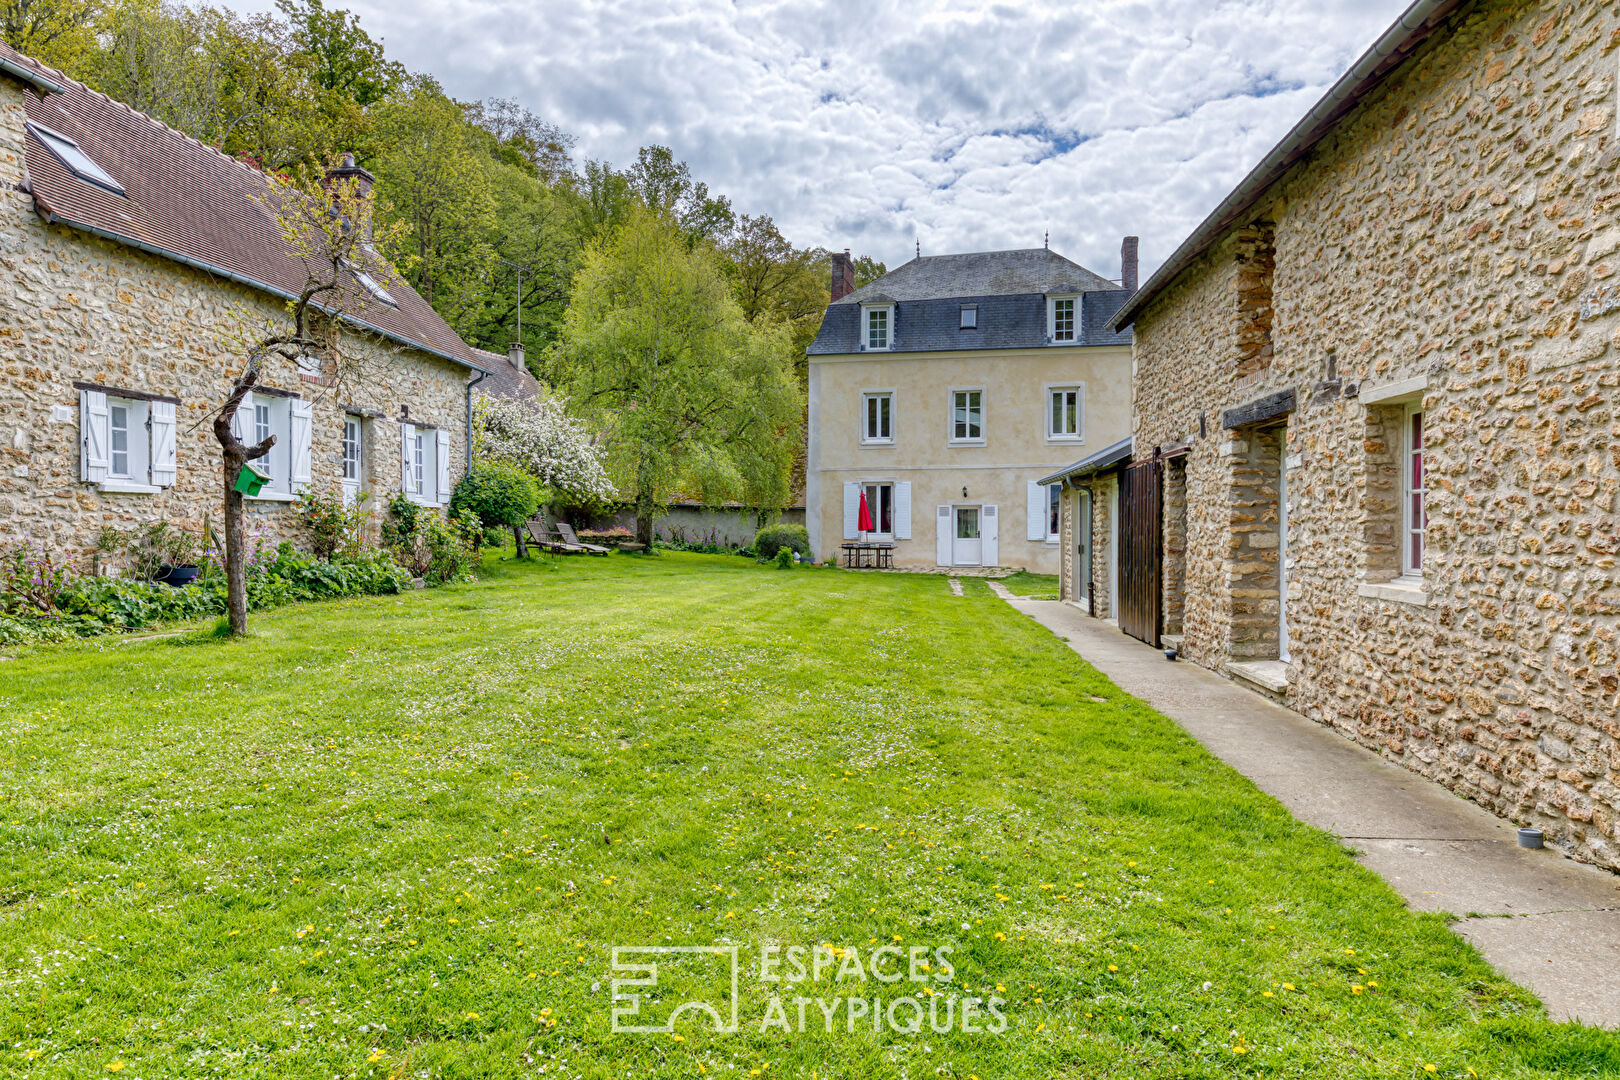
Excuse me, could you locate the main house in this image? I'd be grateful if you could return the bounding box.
[0,44,487,561]
[806,244,1136,571]
[1054,0,1620,871]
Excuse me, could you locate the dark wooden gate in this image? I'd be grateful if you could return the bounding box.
[1118,458,1163,648]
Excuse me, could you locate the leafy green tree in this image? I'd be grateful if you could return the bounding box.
[1,0,103,70]
[452,460,540,556]
[276,0,401,107]
[625,145,734,245]
[553,209,800,546]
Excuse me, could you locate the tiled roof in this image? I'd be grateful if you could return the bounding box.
[809,289,1132,355]
[833,248,1117,306]
[472,348,542,400]
[1,42,485,373]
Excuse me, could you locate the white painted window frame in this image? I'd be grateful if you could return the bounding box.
[342,416,363,482]
[860,480,896,542]
[1046,483,1061,543]
[862,303,894,351]
[948,386,985,446]
[1047,294,1078,343]
[860,389,895,446]
[1045,382,1084,442]
[959,304,978,329]
[243,393,298,501]
[106,397,146,482]
[1400,403,1425,581]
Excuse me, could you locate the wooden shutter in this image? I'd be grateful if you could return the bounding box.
[935,505,951,566]
[843,481,860,540]
[1026,481,1046,541]
[435,427,451,505]
[981,503,999,567]
[400,422,415,496]
[289,399,313,492]
[79,389,109,483]
[894,481,912,540]
[149,400,177,486]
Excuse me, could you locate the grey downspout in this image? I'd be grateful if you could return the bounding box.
[464,370,488,476]
[1079,483,1096,619]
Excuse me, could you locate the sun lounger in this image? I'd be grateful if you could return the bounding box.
[556,522,610,555]
[526,520,583,554]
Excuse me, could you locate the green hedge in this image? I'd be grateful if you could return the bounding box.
[753,523,810,561]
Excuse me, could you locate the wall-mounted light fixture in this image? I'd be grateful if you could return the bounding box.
[962,486,969,498]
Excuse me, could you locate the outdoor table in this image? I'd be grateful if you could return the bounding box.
[841,542,895,569]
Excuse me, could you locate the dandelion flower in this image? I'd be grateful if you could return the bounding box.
[106,1063,126,1073]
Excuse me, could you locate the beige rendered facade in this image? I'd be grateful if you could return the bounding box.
[807,343,1132,571]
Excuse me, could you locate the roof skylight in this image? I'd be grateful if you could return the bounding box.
[26,122,125,195]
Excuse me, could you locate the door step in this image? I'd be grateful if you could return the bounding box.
[1226,659,1291,694]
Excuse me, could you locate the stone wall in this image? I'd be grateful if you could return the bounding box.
[1,78,468,566]
[1127,0,1620,868]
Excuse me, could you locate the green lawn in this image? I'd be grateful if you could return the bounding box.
[1,552,1614,1078]
[996,570,1060,598]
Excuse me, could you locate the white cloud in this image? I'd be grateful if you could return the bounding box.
[262,0,1413,280]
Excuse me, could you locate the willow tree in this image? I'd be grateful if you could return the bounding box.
[552,208,800,546]
[214,155,408,634]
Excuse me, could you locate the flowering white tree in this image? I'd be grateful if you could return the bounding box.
[472,394,615,509]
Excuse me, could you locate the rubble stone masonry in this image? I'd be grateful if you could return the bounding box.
[1129,0,1620,868]
[1,75,468,564]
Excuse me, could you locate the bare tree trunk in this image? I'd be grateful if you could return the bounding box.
[634,455,656,547]
[512,523,529,558]
[221,448,248,633]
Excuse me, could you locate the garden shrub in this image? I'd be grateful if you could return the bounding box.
[296,490,367,560]
[753,523,810,561]
[773,547,794,569]
[451,461,539,546]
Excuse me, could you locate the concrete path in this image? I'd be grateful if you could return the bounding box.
[990,586,1620,1028]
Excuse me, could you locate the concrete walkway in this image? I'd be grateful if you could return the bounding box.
[991,587,1620,1028]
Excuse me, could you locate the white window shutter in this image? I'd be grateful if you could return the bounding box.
[1026,481,1046,541]
[843,481,860,540]
[400,422,415,495]
[935,505,951,566]
[982,503,999,567]
[80,389,109,483]
[435,427,451,505]
[230,394,246,443]
[150,400,177,486]
[289,399,313,492]
[894,481,912,540]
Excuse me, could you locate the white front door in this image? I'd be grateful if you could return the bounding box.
[1077,488,1091,605]
[953,506,982,566]
[341,416,363,506]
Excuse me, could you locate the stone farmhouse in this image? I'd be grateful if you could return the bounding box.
[0,43,488,561]
[1052,0,1620,870]
[806,244,1136,571]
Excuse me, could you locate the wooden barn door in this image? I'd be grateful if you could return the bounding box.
[1118,458,1163,648]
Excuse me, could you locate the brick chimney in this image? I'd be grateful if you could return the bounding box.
[1121,235,1139,293]
[324,152,374,200]
[830,249,856,302]
[508,342,526,372]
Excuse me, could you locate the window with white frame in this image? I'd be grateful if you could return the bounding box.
[951,389,983,443]
[1047,483,1061,541]
[864,305,891,350]
[1402,406,1425,578]
[960,304,978,329]
[78,387,176,492]
[1049,296,1076,342]
[862,482,894,539]
[413,430,428,495]
[233,392,312,499]
[343,416,363,482]
[861,391,893,444]
[1048,384,1082,441]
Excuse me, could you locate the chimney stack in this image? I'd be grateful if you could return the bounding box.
[1121,235,1139,293]
[830,249,856,302]
[508,342,526,372]
[324,152,375,200]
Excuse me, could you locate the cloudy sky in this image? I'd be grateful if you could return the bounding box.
[248,0,1412,282]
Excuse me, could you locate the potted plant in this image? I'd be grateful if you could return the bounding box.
[131,521,202,587]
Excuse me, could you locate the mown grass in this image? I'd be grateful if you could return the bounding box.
[997,570,1060,598]
[0,551,1614,1078]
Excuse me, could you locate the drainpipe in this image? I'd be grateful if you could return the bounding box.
[464,370,488,476]
[1079,483,1096,618]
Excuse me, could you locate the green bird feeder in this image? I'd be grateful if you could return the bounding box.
[233,462,270,497]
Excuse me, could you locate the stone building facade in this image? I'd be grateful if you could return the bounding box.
[1107,0,1620,869]
[1,47,483,566]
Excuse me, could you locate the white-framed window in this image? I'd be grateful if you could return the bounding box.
[343,416,363,482]
[233,392,312,500]
[1048,295,1077,342]
[864,304,893,351]
[960,304,978,329]
[1401,406,1425,578]
[78,387,175,492]
[949,388,984,444]
[1047,384,1083,441]
[861,391,893,445]
[862,481,895,540]
[1047,483,1061,541]
[413,430,427,495]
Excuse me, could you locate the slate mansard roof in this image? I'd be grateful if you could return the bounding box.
[1,42,486,374]
[808,248,1132,356]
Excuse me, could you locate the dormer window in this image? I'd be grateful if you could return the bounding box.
[960,304,978,329]
[1048,296,1076,343]
[863,304,893,351]
[27,122,125,195]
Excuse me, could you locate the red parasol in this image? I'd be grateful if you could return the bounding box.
[857,489,875,534]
